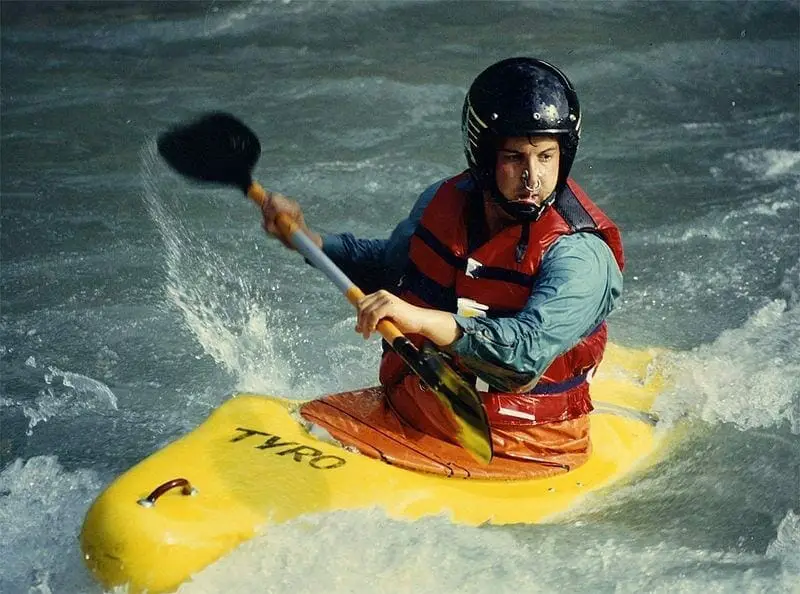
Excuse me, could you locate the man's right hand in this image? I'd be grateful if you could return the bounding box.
[260,191,322,250]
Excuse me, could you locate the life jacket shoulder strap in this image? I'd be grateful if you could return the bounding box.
[554,183,599,232]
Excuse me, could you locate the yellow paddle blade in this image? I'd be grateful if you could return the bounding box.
[405,341,493,464]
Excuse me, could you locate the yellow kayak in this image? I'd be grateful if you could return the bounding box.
[80,343,669,593]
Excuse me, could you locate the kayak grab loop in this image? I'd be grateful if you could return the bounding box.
[137,478,197,508]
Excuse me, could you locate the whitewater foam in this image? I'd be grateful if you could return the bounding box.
[656,299,800,433]
[0,456,101,593]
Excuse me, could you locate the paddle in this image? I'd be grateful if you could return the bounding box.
[157,112,493,464]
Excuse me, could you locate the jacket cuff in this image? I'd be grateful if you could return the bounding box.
[445,314,479,354]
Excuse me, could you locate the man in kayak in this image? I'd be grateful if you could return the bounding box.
[261,57,624,477]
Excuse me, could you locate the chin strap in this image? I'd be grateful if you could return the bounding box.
[492,186,556,222]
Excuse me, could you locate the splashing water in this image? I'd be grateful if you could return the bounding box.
[140,143,302,395]
[19,366,118,436]
[656,299,800,434]
[0,457,101,593]
[177,506,800,594]
[766,510,800,576]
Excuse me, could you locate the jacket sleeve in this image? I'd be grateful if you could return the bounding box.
[319,180,444,293]
[446,232,623,391]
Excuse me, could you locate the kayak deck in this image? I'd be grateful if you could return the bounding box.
[80,343,669,593]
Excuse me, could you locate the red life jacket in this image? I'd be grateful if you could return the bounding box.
[379,172,625,426]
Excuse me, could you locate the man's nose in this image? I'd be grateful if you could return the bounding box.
[525,156,542,177]
[522,162,541,189]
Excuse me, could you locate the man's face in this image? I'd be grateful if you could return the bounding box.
[494,135,560,207]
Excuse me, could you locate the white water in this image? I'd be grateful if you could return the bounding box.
[1,1,798,592]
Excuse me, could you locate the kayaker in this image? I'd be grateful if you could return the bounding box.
[261,57,624,476]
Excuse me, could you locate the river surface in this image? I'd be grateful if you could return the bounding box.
[1,1,798,592]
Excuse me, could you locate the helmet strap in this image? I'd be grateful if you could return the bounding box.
[489,184,556,223]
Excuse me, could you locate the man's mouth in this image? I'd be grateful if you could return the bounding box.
[513,192,539,204]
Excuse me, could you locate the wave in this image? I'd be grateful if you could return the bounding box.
[177,506,800,594]
[0,456,101,593]
[657,299,800,434]
[0,361,118,437]
[766,510,800,576]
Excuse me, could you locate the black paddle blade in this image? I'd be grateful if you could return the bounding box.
[394,338,493,463]
[417,343,493,464]
[157,112,261,193]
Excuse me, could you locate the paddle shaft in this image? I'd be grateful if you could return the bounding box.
[156,111,492,463]
[247,182,405,344]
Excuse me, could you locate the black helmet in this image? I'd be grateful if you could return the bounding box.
[462,57,581,211]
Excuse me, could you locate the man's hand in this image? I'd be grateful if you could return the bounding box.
[260,191,322,249]
[356,290,461,347]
